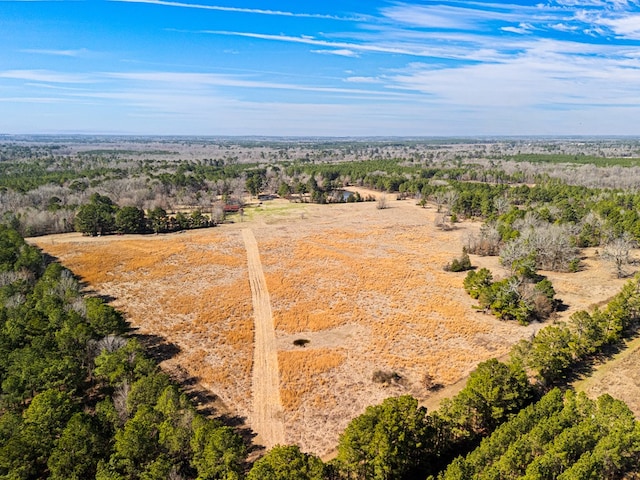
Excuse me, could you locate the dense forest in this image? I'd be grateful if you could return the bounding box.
[2,137,640,478]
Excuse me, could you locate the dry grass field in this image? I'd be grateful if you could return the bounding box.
[29,192,635,456]
[36,231,255,416]
[573,335,640,416]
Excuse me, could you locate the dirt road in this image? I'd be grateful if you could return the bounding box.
[242,228,286,448]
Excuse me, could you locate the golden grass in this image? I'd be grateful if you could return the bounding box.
[256,213,531,451]
[33,230,255,414]
[279,348,346,410]
[30,202,544,457]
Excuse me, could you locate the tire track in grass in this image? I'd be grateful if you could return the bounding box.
[242,228,285,448]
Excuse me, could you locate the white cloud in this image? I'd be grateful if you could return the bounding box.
[379,2,540,29]
[381,4,520,30]
[311,49,359,57]
[344,76,382,83]
[20,48,88,57]
[596,14,640,38]
[111,0,361,21]
[0,70,94,84]
[103,71,414,98]
[380,5,476,29]
[549,23,579,31]
[385,38,640,113]
[502,23,534,34]
[204,30,415,56]
[553,0,637,8]
[0,97,66,104]
[204,30,528,63]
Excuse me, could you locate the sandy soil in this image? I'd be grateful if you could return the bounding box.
[28,191,636,456]
[242,228,285,448]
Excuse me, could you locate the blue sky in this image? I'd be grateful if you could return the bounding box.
[2,0,640,136]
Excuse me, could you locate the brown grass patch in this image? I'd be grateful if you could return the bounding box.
[279,348,346,411]
[32,230,255,414]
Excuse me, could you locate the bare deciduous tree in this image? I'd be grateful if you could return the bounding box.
[465,222,501,255]
[534,224,579,272]
[494,195,510,215]
[443,189,459,214]
[500,240,534,275]
[500,223,578,273]
[376,193,388,210]
[113,380,131,424]
[602,234,635,278]
[433,190,447,213]
[435,213,452,230]
[513,211,543,232]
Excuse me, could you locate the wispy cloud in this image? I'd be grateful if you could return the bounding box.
[385,38,640,112]
[344,76,382,84]
[0,70,94,84]
[375,0,640,44]
[203,30,415,56]
[549,23,579,32]
[202,30,518,62]
[378,2,551,29]
[111,0,362,21]
[553,0,638,8]
[594,13,640,38]
[103,71,414,99]
[0,97,66,104]
[312,49,359,57]
[21,48,88,57]
[501,23,535,34]
[380,4,479,29]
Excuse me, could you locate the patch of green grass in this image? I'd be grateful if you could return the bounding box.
[242,201,308,221]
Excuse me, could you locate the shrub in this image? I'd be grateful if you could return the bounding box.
[376,194,388,210]
[465,270,557,324]
[372,370,404,386]
[464,268,493,299]
[444,252,472,272]
[422,373,442,391]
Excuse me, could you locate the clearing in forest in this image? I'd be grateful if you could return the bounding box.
[29,194,631,456]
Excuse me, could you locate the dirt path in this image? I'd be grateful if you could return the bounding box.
[242,228,286,448]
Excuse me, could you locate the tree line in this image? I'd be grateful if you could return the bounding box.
[328,269,640,479]
[8,140,640,247]
[74,193,215,236]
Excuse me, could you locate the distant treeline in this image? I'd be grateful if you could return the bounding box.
[5,140,640,238]
[74,193,216,236]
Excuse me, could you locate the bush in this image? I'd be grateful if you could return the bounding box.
[422,373,442,391]
[464,268,493,299]
[376,194,388,210]
[444,252,472,272]
[372,370,404,386]
[465,270,557,324]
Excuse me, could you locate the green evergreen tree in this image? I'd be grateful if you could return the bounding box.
[247,445,324,480]
[75,193,117,236]
[337,395,432,479]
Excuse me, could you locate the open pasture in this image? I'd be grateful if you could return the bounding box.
[30,195,629,456]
